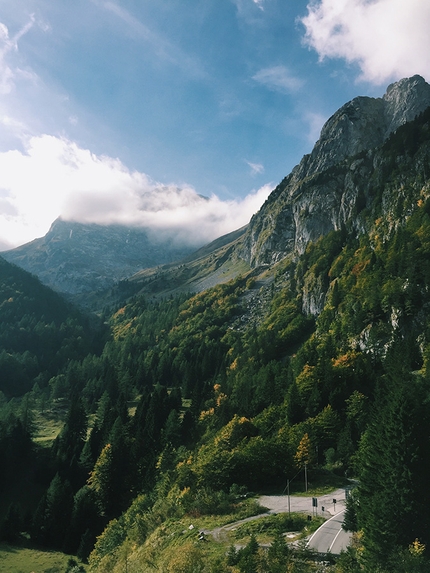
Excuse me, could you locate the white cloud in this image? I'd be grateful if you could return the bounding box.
[0,23,17,95]
[253,0,265,11]
[0,134,272,250]
[252,65,304,94]
[246,160,264,176]
[301,0,430,85]
[231,0,267,22]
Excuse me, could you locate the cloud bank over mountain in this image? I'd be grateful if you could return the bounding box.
[0,134,272,250]
[1,1,429,253]
[301,0,430,84]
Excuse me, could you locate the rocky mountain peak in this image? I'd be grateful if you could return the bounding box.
[383,75,430,137]
[295,75,430,181]
[240,75,430,284]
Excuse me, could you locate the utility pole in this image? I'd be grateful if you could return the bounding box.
[284,467,306,513]
[304,462,308,492]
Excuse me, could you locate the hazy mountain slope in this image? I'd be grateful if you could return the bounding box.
[127,225,250,297]
[2,218,197,300]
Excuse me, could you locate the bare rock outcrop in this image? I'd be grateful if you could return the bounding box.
[240,75,430,270]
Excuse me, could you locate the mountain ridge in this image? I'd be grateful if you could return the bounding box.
[3,76,430,312]
[125,75,430,310]
[239,75,430,268]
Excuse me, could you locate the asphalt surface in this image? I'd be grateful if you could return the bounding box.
[258,488,352,555]
[259,487,347,518]
[206,488,352,554]
[307,508,352,554]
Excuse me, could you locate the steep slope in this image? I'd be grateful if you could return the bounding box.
[0,256,98,396]
[240,75,430,268]
[2,218,197,301]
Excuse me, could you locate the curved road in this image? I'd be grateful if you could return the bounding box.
[307,509,352,554]
[206,489,352,555]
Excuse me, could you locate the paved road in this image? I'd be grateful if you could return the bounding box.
[259,487,347,517]
[207,489,352,554]
[307,509,352,554]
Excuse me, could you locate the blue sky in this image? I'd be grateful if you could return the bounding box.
[0,0,429,249]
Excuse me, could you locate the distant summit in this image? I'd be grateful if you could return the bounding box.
[2,218,197,303]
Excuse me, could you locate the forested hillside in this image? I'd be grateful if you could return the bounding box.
[0,257,100,398]
[2,97,430,572]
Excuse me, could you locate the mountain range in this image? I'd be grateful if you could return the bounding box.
[2,75,430,572]
[123,75,430,310]
[2,75,430,312]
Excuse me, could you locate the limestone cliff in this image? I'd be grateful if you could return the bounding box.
[240,75,430,272]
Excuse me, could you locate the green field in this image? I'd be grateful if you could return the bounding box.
[0,542,86,573]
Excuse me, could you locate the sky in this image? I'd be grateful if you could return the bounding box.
[0,0,429,251]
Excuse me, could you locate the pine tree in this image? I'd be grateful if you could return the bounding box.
[32,474,73,549]
[87,443,114,517]
[266,532,291,573]
[1,503,22,542]
[295,433,314,468]
[64,485,100,555]
[342,490,359,533]
[163,409,182,448]
[56,396,87,464]
[285,381,304,425]
[357,373,430,569]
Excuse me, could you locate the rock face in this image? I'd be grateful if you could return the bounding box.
[240,75,430,269]
[383,75,430,137]
[2,219,196,297]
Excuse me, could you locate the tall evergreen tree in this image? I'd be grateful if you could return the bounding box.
[32,473,73,549]
[87,443,115,517]
[64,485,100,556]
[357,372,430,568]
[55,396,87,464]
[1,502,22,542]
